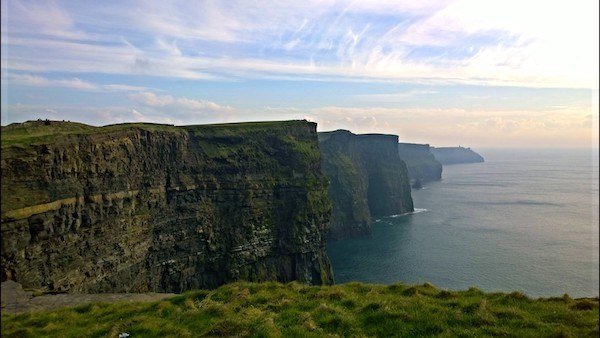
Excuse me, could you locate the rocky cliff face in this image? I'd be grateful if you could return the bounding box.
[1,120,333,293]
[397,143,442,185]
[318,130,413,240]
[430,146,484,165]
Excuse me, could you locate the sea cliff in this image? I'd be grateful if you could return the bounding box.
[430,146,484,165]
[397,143,442,186]
[1,120,333,293]
[318,130,413,240]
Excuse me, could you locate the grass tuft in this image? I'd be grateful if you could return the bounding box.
[2,281,598,337]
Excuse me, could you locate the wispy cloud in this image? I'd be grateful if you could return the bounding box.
[358,90,438,102]
[128,91,233,115]
[1,0,597,148]
[6,74,98,90]
[128,92,174,107]
[4,73,152,92]
[1,1,597,88]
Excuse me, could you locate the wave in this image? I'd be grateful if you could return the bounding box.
[387,208,428,218]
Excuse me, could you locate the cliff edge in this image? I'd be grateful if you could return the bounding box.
[318,130,413,240]
[397,143,442,186]
[1,120,333,293]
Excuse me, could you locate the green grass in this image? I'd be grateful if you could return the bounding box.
[1,119,312,148]
[2,282,597,337]
[1,120,183,148]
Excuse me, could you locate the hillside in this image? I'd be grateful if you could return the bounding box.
[2,281,598,337]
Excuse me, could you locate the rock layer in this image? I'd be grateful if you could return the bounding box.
[318,130,413,240]
[397,143,442,185]
[1,120,333,293]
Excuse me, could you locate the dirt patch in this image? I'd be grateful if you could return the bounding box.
[1,281,176,314]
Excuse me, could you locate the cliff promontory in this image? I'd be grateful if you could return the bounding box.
[397,143,442,186]
[430,146,484,165]
[318,130,413,240]
[1,120,333,293]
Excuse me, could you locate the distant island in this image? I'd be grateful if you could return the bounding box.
[430,146,485,165]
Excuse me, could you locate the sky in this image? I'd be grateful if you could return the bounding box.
[1,0,598,148]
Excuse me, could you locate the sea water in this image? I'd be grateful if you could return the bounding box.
[327,149,599,298]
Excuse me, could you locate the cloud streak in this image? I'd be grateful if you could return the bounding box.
[1,1,597,88]
[128,92,233,115]
[4,73,152,92]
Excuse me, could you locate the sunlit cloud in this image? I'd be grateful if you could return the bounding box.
[128,91,233,115]
[304,105,595,148]
[1,1,597,148]
[1,1,597,87]
[4,73,152,92]
[6,73,98,90]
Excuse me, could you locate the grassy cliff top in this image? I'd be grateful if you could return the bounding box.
[2,281,597,337]
[1,120,180,148]
[1,120,312,148]
[318,130,398,138]
[317,130,399,144]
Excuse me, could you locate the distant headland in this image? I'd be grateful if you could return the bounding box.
[430,146,485,165]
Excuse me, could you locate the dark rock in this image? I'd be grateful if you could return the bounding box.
[1,120,333,293]
[318,130,413,240]
[411,178,423,189]
[397,143,442,185]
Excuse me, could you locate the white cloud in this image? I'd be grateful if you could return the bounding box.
[3,0,85,40]
[6,73,99,90]
[128,91,233,115]
[177,97,232,113]
[4,73,154,92]
[130,108,146,121]
[128,92,174,107]
[103,84,153,92]
[1,1,597,88]
[304,104,596,148]
[358,90,438,102]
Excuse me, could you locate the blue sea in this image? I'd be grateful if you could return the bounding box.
[327,149,599,298]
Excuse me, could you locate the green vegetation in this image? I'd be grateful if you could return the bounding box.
[1,120,183,148]
[1,119,313,149]
[2,282,597,337]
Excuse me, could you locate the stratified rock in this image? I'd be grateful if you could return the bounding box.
[318,130,413,240]
[430,146,484,165]
[397,143,442,185]
[1,120,333,293]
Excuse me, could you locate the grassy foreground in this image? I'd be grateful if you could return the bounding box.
[2,281,598,337]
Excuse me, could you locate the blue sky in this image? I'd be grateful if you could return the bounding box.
[1,0,598,148]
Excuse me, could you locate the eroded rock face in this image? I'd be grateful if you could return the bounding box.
[318,130,413,240]
[1,120,333,293]
[397,143,443,185]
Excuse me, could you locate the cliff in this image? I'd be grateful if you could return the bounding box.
[430,146,484,165]
[318,130,413,240]
[397,143,442,186]
[1,120,334,293]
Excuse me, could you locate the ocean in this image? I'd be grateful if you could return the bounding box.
[327,148,599,298]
